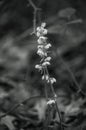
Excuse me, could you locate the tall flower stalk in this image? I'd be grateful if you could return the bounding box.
[35,23,56,96]
[35,23,63,129]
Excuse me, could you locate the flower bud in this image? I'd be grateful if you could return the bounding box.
[42,61,50,66]
[42,75,49,81]
[50,78,56,84]
[35,64,42,71]
[45,57,51,62]
[44,43,51,49]
[47,99,55,105]
[41,22,46,28]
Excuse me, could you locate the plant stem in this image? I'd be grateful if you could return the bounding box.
[44,65,63,130]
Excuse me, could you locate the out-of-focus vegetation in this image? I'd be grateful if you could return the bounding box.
[0,0,86,130]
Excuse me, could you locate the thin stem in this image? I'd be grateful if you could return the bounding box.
[28,0,37,9]
[28,0,41,34]
[44,66,63,130]
[55,100,63,130]
[43,68,48,101]
[45,66,56,97]
[33,9,37,33]
[37,9,42,25]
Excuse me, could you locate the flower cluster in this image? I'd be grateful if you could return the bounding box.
[35,23,56,84]
[42,75,56,84]
[47,99,55,105]
[36,23,51,59]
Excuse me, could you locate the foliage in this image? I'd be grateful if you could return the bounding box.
[0,0,86,130]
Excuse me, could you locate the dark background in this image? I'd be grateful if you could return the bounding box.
[0,0,86,130]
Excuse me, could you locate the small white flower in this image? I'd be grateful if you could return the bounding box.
[41,22,46,28]
[42,61,50,66]
[46,77,56,84]
[36,32,41,37]
[35,64,42,71]
[37,49,47,57]
[45,57,51,62]
[42,75,49,81]
[36,23,48,37]
[37,36,47,44]
[50,78,56,84]
[47,99,55,105]
[44,43,51,49]
[43,29,48,35]
[37,38,42,44]
[37,27,41,31]
[37,49,44,57]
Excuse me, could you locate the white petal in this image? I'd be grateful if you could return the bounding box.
[42,61,50,66]
[47,99,55,105]
[45,43,51,49]
[41,22,46,28]
[45,57,51,61]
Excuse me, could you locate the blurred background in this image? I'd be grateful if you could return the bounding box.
[0,0,86,130]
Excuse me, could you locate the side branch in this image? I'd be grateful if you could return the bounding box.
[28,0,41,34]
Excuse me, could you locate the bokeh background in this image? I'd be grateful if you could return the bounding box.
[0,0,86,130]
